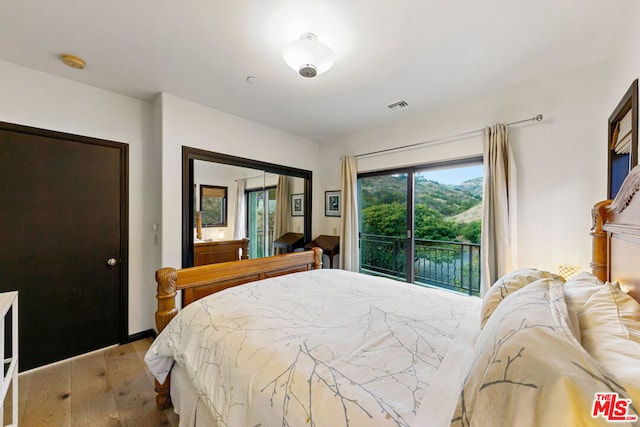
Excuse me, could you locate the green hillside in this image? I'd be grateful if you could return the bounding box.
[359,175,482,243]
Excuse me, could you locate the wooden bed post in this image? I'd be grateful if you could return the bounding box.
[241,238,249,260]
[155,267,179,332]
[154,267,178,409]
[312,246,323,270]
[590,200,612,282]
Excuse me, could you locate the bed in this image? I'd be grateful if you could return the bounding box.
[145,166,640,426]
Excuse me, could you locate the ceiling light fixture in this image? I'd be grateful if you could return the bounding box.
[282,33,335,78]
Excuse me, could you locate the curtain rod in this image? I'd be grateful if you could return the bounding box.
[235,172,279,182]
[355,114,544,159]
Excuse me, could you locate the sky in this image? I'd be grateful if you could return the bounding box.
[416,164,483,185]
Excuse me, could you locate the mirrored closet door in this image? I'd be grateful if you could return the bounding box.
[183,147,312,268]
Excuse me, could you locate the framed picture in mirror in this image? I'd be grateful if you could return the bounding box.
[200,185,227,226]
[291,193,304,216]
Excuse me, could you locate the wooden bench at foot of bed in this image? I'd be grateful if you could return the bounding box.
[153,247,323,409]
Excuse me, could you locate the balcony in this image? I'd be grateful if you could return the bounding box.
[359,233,481,296]
[250,228,276,258]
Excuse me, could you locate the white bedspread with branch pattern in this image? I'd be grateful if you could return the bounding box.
[145,269,479,427]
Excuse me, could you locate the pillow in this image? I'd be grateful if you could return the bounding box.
[481,268,564,328]
[452,278,636,426]
[563,271,608,314]
[579,282,640,407]
[562,271,605,341]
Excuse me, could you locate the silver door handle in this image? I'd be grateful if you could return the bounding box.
[107,258,118,266]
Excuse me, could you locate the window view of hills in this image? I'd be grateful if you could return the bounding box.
[359,174,483,243]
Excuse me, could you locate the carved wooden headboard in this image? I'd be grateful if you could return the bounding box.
[591,165,640,303]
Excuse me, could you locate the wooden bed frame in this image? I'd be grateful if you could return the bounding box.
[591,165,640,303]
[152,166,640,410]
[153,246,323,408]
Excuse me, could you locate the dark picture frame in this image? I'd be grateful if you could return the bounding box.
[199,185,228,227]
[608,79,638,199]
[291,193,304,216]
[325,190,341,217]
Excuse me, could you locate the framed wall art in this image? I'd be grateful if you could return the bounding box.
[608,79,638,198]
[291,193,304,216]
[325,190,340,217]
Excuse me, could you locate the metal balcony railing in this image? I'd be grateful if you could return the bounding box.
[359,233,481,296]
[251,229,275,258]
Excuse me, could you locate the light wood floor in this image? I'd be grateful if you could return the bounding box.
[5,337,179,427]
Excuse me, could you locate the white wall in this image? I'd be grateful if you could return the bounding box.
[318,61,612,274]
[607,0,640,129]
[0,60,160,335]
[5,8,640,336]
[0,64,320,336]
[158,93,320,268]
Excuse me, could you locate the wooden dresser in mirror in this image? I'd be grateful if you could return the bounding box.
[193,238,249,266]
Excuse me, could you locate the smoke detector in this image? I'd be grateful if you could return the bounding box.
[60,54,86,70]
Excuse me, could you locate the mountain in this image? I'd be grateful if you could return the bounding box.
[448,203,482,223]
[359,174,482,218]
[453,177,483,197]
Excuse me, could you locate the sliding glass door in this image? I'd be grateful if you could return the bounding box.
[247,187,276,258]
[358,159,483,295]
[358,172,410,281]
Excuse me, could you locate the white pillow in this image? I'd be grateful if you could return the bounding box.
[563,271,611,314]
[481,268,564,328]
[563,271,605,341]
[453,278,633,426]
[579,282,640,407]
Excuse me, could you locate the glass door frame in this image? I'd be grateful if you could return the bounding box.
[357,156,482,284]
[358,167,415,283]
[246,185,277,258]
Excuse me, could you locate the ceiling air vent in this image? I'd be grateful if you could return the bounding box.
[386,100,412,112]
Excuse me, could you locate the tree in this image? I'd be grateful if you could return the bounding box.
[361,202,406,236]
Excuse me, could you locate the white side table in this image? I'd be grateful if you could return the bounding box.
[0,292,18,427]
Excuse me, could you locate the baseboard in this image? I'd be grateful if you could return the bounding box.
[22,330,158,375]
[21,343,120,374]
[126,329,156,343]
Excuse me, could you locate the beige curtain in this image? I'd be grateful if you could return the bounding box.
[274,175,289,254]
[340,156,359,271]
[481,123,517,296]
[232,179,246,240]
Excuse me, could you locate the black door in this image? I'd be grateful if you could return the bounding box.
[0,122,128,371]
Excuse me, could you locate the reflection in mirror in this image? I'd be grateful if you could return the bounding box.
[245,175,273,258]
[243,173,306,258]
[183,147,312,268]
[199,185,227,228]
[193,160,249,242]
